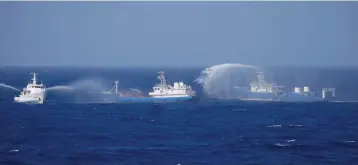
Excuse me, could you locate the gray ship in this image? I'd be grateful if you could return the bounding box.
[243,72,335,102]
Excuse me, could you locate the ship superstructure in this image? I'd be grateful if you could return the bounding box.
[322,88,336,101]
[14,73,46,104]
[278,86,323,102]
[102,80,119,95]
[292,86,316,96]
[245,72,281,101]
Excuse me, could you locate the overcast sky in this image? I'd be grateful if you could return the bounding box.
[0,2,357,67]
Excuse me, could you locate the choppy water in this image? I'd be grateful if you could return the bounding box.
[1,67,358,165]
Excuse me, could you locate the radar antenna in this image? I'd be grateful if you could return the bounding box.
[158,71,167,87]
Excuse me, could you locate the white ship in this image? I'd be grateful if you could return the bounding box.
[14,73,46,104]
[244,71,282,101]
[148,71,196,99]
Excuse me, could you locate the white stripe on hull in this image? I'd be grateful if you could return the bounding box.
[151,95,191,98]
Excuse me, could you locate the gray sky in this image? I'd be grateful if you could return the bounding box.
[0,2,357,67]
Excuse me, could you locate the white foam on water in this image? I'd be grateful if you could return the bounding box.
[267,124,282,128]
[10,149,19,152]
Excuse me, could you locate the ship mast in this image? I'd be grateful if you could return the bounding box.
[158,71,167,87]
[114,80,119,94]
[30,73,37,84]
[257,71,265,87]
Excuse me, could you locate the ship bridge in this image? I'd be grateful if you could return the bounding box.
[250,71,279,93]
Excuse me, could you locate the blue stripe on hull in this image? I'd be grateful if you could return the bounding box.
[246,92,277,100]
[278,93,323,102]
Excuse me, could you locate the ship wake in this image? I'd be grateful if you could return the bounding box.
[195,63,258,100]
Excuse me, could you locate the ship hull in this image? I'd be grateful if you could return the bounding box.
[117,96,198,103]
[244,92,278,101]
[278,93,323,102]
[14,96,45,104]
[100,94,199,103]
[243,92,323,102]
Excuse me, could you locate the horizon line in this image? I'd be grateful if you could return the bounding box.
[1,64,358,69]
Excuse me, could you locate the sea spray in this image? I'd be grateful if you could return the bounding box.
[69,78,108,92]
[0,83,20,92]
[195,63,258,99]
[120,88,144,97]
[67,78,109,103]
[43,78,145,103]
[45,86,74,91]
[38,78,109,103]
[129,88,142,93]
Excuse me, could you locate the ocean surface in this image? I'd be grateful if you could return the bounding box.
[1,66,358,165]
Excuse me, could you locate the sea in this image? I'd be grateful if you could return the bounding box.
[1,66,358,165]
